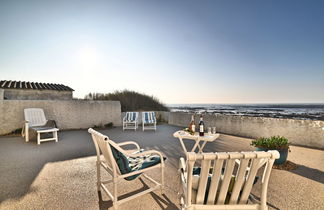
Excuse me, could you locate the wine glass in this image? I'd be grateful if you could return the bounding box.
[212,127,216,134]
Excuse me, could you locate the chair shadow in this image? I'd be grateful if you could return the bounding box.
[97,180,149,210]
[249,193,280,210]
[289,164,324,184]
[97,177,178,210]
[150,192,179,210]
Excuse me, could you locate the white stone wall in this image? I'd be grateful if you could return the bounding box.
[0,100,121,135]
[168,112,324,149]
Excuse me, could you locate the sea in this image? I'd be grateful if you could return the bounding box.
[167,103,324,121]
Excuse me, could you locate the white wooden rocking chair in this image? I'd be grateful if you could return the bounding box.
[88,128,165,209]
[179,151,279,210]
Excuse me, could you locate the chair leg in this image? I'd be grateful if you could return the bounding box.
[96,161,101,192]
[161,165,164,194]
[54,131,58,142]
[25,127,29,142]
[37,132,40,145]
[113,179,118,209]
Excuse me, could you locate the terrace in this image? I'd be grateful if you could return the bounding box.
[0,124,323,210]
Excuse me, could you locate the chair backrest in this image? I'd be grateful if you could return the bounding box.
[24,108,47,127]
[88,128,126,176]
[125,112,138,121]
[184,150,279,207]
[142,111,156,123]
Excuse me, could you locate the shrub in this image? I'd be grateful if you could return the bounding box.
[85,90,169,112]
[251,136,290,149]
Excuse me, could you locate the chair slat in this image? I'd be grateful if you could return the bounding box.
[217,159,235,204]
[186,160,195,206]
[229,159,250,204]
[206,159,224,205]
[196,159,212,204]
[239,158,261,204]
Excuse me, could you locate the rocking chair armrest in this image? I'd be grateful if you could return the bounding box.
[117,141,141,151]
[179,157,186,173]
[179,157,187,184]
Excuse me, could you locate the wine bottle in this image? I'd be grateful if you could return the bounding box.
[199,115,204,136]
[189,115,195,134]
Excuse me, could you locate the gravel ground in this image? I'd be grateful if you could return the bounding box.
[0,125,323,210]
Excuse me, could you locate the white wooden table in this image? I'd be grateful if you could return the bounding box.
[173,130,220,154]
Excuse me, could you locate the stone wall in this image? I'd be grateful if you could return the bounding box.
[0,100,121,135]
[0,89,3,100]
[168,112,324,149]
[3,89,73,100]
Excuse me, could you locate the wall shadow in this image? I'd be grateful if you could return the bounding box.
[289,165,324,184]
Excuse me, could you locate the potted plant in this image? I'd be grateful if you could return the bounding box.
[251,136,290,165]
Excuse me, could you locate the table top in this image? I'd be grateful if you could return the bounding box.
[173,130,220,142]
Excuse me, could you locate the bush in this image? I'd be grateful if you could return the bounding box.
[85,90,169,112]
[93,122,114,129]
[251,136,290,149]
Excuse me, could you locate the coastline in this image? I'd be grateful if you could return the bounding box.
[168,103,324,121]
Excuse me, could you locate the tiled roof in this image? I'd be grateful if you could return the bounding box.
[0,80,74,91]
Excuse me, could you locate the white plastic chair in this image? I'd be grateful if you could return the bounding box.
[22,108,59,145]
[123,112,139,131]
[179,151,280,210]
[88,128,165,209]
[142,111,157,131]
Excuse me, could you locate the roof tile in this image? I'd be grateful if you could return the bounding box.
[0,80,74,91]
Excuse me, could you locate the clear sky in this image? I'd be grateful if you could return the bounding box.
[0,0,323,104]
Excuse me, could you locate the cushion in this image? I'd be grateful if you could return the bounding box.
[110,145,133,174]
[144,112,156,123]
[110,145,165,181]
[125,112,137,122]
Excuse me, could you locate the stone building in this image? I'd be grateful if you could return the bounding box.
[0,80,74,100]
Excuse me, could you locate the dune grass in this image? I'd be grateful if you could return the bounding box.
[85,90,169,112]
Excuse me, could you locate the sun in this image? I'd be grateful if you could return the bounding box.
[77,46,99,67]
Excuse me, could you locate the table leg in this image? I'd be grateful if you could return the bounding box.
[191,140,201,152]
[179,137,188,154]
[199,141,208,153]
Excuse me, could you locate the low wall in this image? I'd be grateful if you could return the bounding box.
[168,112,324,149]
[0,100,121,135]
[0,89,3,100]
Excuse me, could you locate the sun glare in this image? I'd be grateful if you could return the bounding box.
[77,46,100,67]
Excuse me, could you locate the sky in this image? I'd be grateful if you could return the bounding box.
[0,0,323,104]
